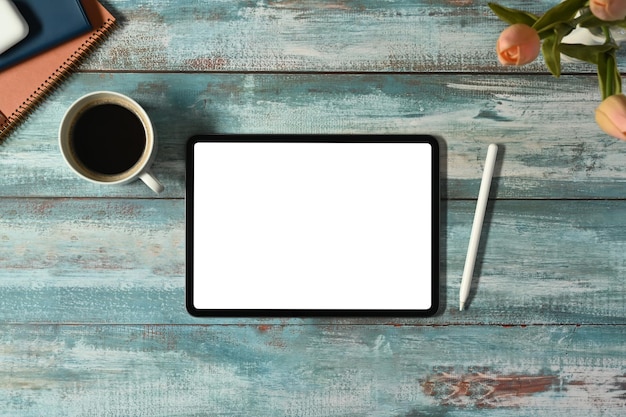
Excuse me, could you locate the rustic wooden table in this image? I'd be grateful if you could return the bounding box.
[1,0,625,415]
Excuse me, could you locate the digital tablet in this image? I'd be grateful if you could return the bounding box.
[186,134,439,317]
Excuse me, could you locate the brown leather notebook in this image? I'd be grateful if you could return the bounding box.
[0,0,116,142]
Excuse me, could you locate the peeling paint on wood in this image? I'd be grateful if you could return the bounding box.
[3,73,626,199]
[422,372,560,407]
[1,199,624,324]
[82,0,602,73]
[0,325,625,416]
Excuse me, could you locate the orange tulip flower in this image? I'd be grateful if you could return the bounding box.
[595,94,626,140]
[590,0,626,21]
[496,24,541,66]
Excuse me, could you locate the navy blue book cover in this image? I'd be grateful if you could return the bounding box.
[0,0,92,70]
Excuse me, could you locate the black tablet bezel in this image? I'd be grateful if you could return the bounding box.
[186,134,439,317]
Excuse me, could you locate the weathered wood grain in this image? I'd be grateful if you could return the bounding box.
[86,0,618,73]
[2,72,626,199]
[1,198,624,325]
[1,324,624,416]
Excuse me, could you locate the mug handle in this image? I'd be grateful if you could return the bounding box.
[139,170,164,194]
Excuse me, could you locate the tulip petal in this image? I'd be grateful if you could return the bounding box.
[496,24,541,66]
[590,0,626,21]
[596,108,626,140]
[595,95,626,140]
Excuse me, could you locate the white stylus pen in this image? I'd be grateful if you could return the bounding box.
[459,143,498,311]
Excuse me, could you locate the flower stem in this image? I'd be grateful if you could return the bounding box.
[606,55,615,99]
[603,26,612,43]
[571,8,594,27]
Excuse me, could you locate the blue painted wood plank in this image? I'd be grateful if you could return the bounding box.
[0,198,624,325]
[2,73,625,198]
[84,0,618,74]
[0,324,624,416]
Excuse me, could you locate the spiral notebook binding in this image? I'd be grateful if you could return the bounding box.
[0,18,117,141]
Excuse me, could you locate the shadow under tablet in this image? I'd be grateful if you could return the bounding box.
[186,134,439,317]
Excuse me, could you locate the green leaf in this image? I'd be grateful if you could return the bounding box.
[574,7,626,28]
[596,52,621,99]
[533,0,587,33]
[558,43,616,65]
[609,54,622,95]
[605,54,615,98]
[542,34,561,77]
[614,59,622,94]
[488,3,539,27]
[598,52,608,99]
[578,14,610,29]
[612,20,626,30]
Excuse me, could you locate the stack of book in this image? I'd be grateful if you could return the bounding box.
[0,0,116,141]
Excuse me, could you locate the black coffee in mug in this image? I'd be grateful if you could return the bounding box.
[60,91,163,193]
[71,103,146,175]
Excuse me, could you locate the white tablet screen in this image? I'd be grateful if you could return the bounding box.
[187,135,438,316]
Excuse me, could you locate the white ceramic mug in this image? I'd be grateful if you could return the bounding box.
[59,91,164,193]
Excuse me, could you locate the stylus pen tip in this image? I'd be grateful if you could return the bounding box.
[459,302,465,311]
